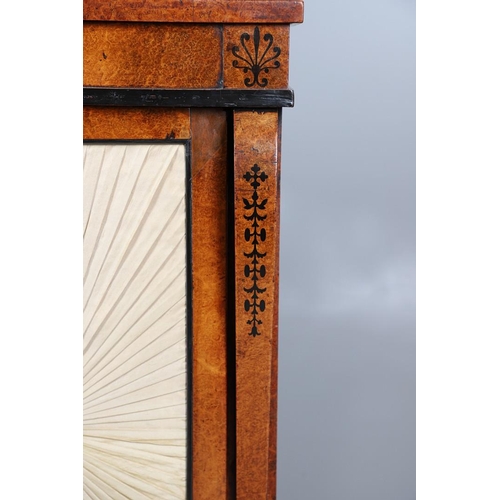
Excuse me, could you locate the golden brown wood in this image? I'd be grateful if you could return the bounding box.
[233,110,281,500]
[191,110,231,500]
[194,0,303,23]
[84,0,304,24]
[83,107,191,139]
[224,25,289,90]
[83,22,222,88]
[84,0,193,22]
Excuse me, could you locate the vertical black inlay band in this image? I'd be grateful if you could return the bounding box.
[185,140,193,500]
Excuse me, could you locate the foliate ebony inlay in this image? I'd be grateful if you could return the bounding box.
[232,27,281,88]
[242,164,268,337]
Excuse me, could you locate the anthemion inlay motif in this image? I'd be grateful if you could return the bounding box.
[242,164,268,337]
[232,26,281,88]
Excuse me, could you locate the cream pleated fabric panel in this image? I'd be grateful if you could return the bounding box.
[83,144,187,500]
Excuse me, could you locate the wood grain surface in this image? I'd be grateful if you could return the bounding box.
[233,110,281,500]
[190,110,231,500]
[84,22,222,88]
[84,0,304,24]
[84,107,191,140]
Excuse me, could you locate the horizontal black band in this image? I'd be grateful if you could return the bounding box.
[83,88,294,108]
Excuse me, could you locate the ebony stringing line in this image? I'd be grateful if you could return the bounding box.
[242,164,268,337]
[83,88,294,108]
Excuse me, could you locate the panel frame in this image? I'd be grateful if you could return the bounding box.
[84,105,283,499]
[83,137,194,500]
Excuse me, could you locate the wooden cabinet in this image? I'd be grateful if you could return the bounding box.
[83,2,303,498]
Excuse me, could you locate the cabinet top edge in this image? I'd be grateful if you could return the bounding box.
[83,0,304,24]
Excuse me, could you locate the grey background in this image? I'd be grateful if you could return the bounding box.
[278,1,415,498]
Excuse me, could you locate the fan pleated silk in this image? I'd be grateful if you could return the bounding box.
[83,144,188,499]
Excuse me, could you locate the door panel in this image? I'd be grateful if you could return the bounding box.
[83,143,188,499]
